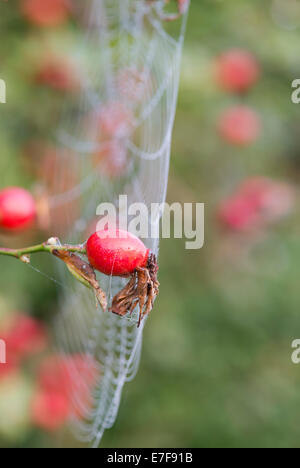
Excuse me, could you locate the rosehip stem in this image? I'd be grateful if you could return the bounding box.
[0,238,107,312]
[0,238,86,263]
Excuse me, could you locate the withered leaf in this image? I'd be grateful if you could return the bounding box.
[52,249,107,312]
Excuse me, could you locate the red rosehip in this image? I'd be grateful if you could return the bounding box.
[31,389,70,431]
[218,106,261,146]
[215,49,260,93]
[20,0,70,27]
[87,229,150,277]
[38,354,97,396]
[218,177,294,231]
[0,314,47,381]
[37,356,70,396]
[35,58,79,92]
[0,187,36,232]
[37,354,99,421]
[239,177,295,223]
[4,314,47,362]
[218,195,259,231]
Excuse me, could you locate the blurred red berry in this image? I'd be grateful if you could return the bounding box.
[218,195,259,231]
[0,314,47,381]
[218,177,294,231]
[0,187,36,232]
[20,0,71,27]
[215,49,260,93]
[35,58,80,92]
[38,354,98,394]
[4,315,47,362]
[218,106,261,146]
[37,356,74,398]
[239,177,295,223]
[37,354,99,421]
[31,389,70,431]
[87,229,150,277]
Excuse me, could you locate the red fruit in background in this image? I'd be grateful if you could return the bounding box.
[218,106,261,146]
[215,49,260,93]
[0,313,47,380]
[218,177,294,231]
[39,354,98,397]
[87,229,150,277]
[218,195,259,231]
[20,0,71,27]
[37,356,70,395]
[31,389,70,431]
[4,315,47,362]
[239,177,295,223]
[0,187,36,232]
[35,58,80,92]
[61,354,99,419]
[36,354,99,423]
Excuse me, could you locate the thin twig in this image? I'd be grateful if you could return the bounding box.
[0,237,86,262]
[0,237,108,311]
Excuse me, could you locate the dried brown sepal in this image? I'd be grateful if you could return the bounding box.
[52,249,107,312]
[111,254,159,327]
[111,275,138,317]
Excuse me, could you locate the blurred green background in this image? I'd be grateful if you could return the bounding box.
[1,0,300,448]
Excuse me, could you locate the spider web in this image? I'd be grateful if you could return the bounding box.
[48,0,189,447]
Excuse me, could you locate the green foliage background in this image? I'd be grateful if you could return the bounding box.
[1,0,300,448]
